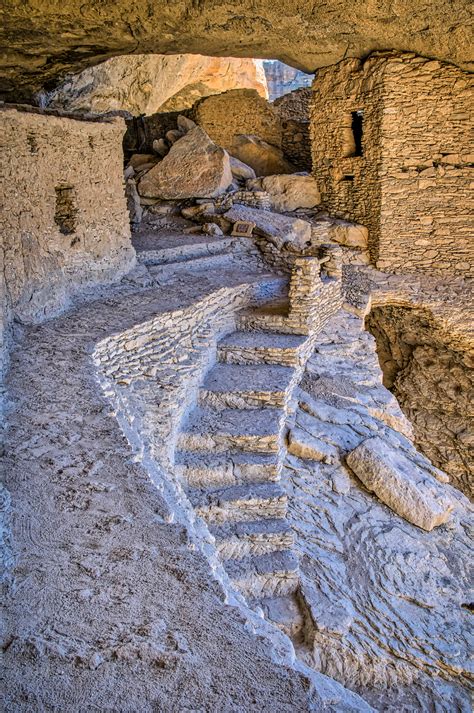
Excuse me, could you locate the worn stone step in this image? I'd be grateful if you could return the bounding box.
[236,299,307,335]
[218,330,308,366]
[174,452,281,488]
[225,550,299,598]
[187,482,287,524]
[260,594,305,639]
[147,250,235,276]
[136,234,236,265]
[210,518,294,559]
[199,363,296,409]
[177,407,285,453]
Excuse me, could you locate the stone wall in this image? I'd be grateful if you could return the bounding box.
[311,52,474,276]
[366,304,473,500]
[191,89,282,152]
[0,105,134,368]
[274,89,312,170]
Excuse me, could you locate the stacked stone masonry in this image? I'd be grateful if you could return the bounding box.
[273,88,312,171]
[190,89,283,153]
[311,52,474,276]
[0,104,134,405]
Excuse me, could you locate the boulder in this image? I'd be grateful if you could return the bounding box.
[230,135,297,177]
[230,156,256,181]
[177,115,197,133]
[247,173,321,212]
[288,427,338,463]
[128,153,159,170]
[138,127,233,200]
[346,437,454,531]
[152,138,169,157]
[223,204,312,251]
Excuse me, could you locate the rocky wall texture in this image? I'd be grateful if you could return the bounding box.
[311,52,474,276]
[46,55,268,116]
[263,61,313,101]
[0,106,134,331]
[274,89,312,170]
[366,305,473,499]
[1,0,472,102]
[191,89,282,153]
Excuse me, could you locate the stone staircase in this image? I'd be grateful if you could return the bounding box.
[172,256,341,638]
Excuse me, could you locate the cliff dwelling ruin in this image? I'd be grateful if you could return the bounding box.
[0,2,473,711]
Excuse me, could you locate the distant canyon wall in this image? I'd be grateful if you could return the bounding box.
[46,55,268,116]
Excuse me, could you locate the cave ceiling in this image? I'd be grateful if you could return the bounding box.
[0,0,473,101]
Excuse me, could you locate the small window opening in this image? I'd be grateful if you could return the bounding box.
[54,186,78,235]
[351,110,364,157]
[342,174,354,182]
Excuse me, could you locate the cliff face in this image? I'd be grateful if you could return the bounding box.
[0,0,472,102]
[263,61,313,101]
[46,55,268,116]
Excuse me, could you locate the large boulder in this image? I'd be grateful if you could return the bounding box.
[346,436,455,531]
[138,127,233,200]
[247,174,321,212]
[230,135,297,177]
[192,89,281,152]
[223,204,312,251]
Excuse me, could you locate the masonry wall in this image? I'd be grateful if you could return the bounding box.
[0,106,134,332]
[310,56,385,262]
[376,57,474,276]
[311,53,474,276]
[274,89,312,171]
[191,89,282,152]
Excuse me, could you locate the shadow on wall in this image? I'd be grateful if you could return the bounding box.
[365,305,473,500]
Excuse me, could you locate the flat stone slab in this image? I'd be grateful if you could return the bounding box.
[346,436,455,531]
[202,363,294,394]
[224,205,312,251]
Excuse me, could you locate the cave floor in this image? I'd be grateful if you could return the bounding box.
[2,237,473,711]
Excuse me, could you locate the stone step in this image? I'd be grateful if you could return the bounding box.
[210,518,294,559]
[225,550,299,598]
[177,407,285,454]
[147,250,235,276]
[218,330,308,367]
[187,482,287,524]
[199,363,296,410]
[174,452,281,488]
[236,299,304,335]
[259,594,305,640]
[136,234,236,265]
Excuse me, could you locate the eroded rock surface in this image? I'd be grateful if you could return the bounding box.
[285,309,473,711]
[248,174,321,212]
[46,55,268,115]
[1,1,472,101]
[138,127,232,199]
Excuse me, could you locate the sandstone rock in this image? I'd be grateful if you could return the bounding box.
[230,156,257,182]
[346,436,454,530]
[247,174,321,212]
[330,221,368,248]
[223,205,312,251]
[230,135,297,177]
[45,55,268,115]
[192,89,280,153]
[288,427,338,463]
[138,127,233,200]
[125,179,143,225]
[177,115,197,133]
[202,222,224,237]
[152,139,169,157]
[128,153,159,170]
[166,129,184,144]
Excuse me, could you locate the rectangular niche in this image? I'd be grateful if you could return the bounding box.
[54,185,78,235]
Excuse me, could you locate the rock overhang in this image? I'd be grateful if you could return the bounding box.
[1,0,473,101]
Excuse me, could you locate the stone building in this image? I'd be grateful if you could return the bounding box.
[0,105,133,377]
[311,52,474,276]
